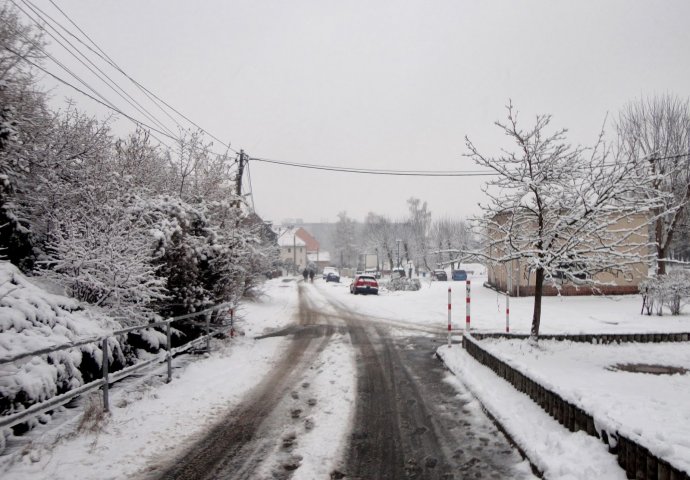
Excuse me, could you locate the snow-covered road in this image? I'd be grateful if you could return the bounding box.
[1,277,535,479]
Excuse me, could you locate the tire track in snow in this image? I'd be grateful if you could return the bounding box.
[151,282,340,480]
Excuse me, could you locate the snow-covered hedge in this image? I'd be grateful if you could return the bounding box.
[386,277,421,291]
[0,261,125,424]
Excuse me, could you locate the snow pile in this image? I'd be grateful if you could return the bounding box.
[476,338,690,475]
[0,261,121,418]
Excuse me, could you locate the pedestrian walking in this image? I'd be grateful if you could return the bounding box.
[302,268,308,282]
[309,269,315,283]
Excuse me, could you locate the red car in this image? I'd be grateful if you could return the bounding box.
[350,275,379,295]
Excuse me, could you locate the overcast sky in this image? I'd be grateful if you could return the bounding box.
[29,0,690,224]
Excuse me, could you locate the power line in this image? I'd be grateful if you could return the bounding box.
[3,12,121,114]
[46,0,238,154]
[249,152,690,178]
[3,44,179,141]
[13,0,181,139]
[249,156,497,177]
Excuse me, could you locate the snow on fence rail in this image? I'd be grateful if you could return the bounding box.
[462,334,690,480]
[0,304,235,431]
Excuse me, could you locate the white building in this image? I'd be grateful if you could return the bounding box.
[277,227,308,272]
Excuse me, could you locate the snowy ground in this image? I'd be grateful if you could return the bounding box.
[0,277,356,480]
[4,270,689,479]
[327,266,690,335]
[328,268,690,478]
[474,337,690,475]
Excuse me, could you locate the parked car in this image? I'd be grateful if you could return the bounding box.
[322,267,338,279]
[433,270,448,281]
[326,272,340,283]
[350,275,379,295]
[452,269,468,281]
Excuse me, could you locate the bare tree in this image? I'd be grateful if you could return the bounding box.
[363,212,396,270]
[406,197,432,272]
[333,211,358,268]
[466,103,661,339]
[617,94,690,274]
[429,217,473,268]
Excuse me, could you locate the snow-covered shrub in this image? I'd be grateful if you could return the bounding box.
[0,261,125,422]
[387,277,421,291]
[640,270,690,315]
[39,193,168,323]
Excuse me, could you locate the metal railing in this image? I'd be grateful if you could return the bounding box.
[0,304,237,431]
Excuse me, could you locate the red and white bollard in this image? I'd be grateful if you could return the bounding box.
[447,287,452,347]
[465,280,471,331]
[505,292,510,333]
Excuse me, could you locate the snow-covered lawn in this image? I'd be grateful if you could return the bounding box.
[473,337,690,475]
[0,277,356,480]
[324,267,690,335]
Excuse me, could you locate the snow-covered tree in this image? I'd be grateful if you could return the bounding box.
[466,103,662,339]
[429,217,473,269]
[406,197,432,271]
[617,94,690,275]
[363,213,396,270]
[333,211,358,268]
[0,5,51,267]
[39,193,167,322]
[114,128,172,194]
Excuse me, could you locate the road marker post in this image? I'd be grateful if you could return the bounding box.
[506,292,510,333]
[466,280,471,332]
[447,287,452,347]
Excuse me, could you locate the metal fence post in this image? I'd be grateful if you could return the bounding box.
[466,280,471,331]
[101,337,109,412]
[166,321,172,383]
[447,287,452,347]
[206,314,211,353]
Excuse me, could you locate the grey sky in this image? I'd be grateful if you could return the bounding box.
[32,0,690,223]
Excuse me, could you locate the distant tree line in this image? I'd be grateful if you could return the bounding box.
[332,199,475,273]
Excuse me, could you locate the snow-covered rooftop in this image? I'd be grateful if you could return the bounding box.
[276,227,306,247]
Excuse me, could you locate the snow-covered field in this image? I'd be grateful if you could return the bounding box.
[325,266,690,335]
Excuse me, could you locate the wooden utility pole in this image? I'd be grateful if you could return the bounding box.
[235,150,246,197]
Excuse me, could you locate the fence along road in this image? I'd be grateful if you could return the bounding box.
[0,303,235,432]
